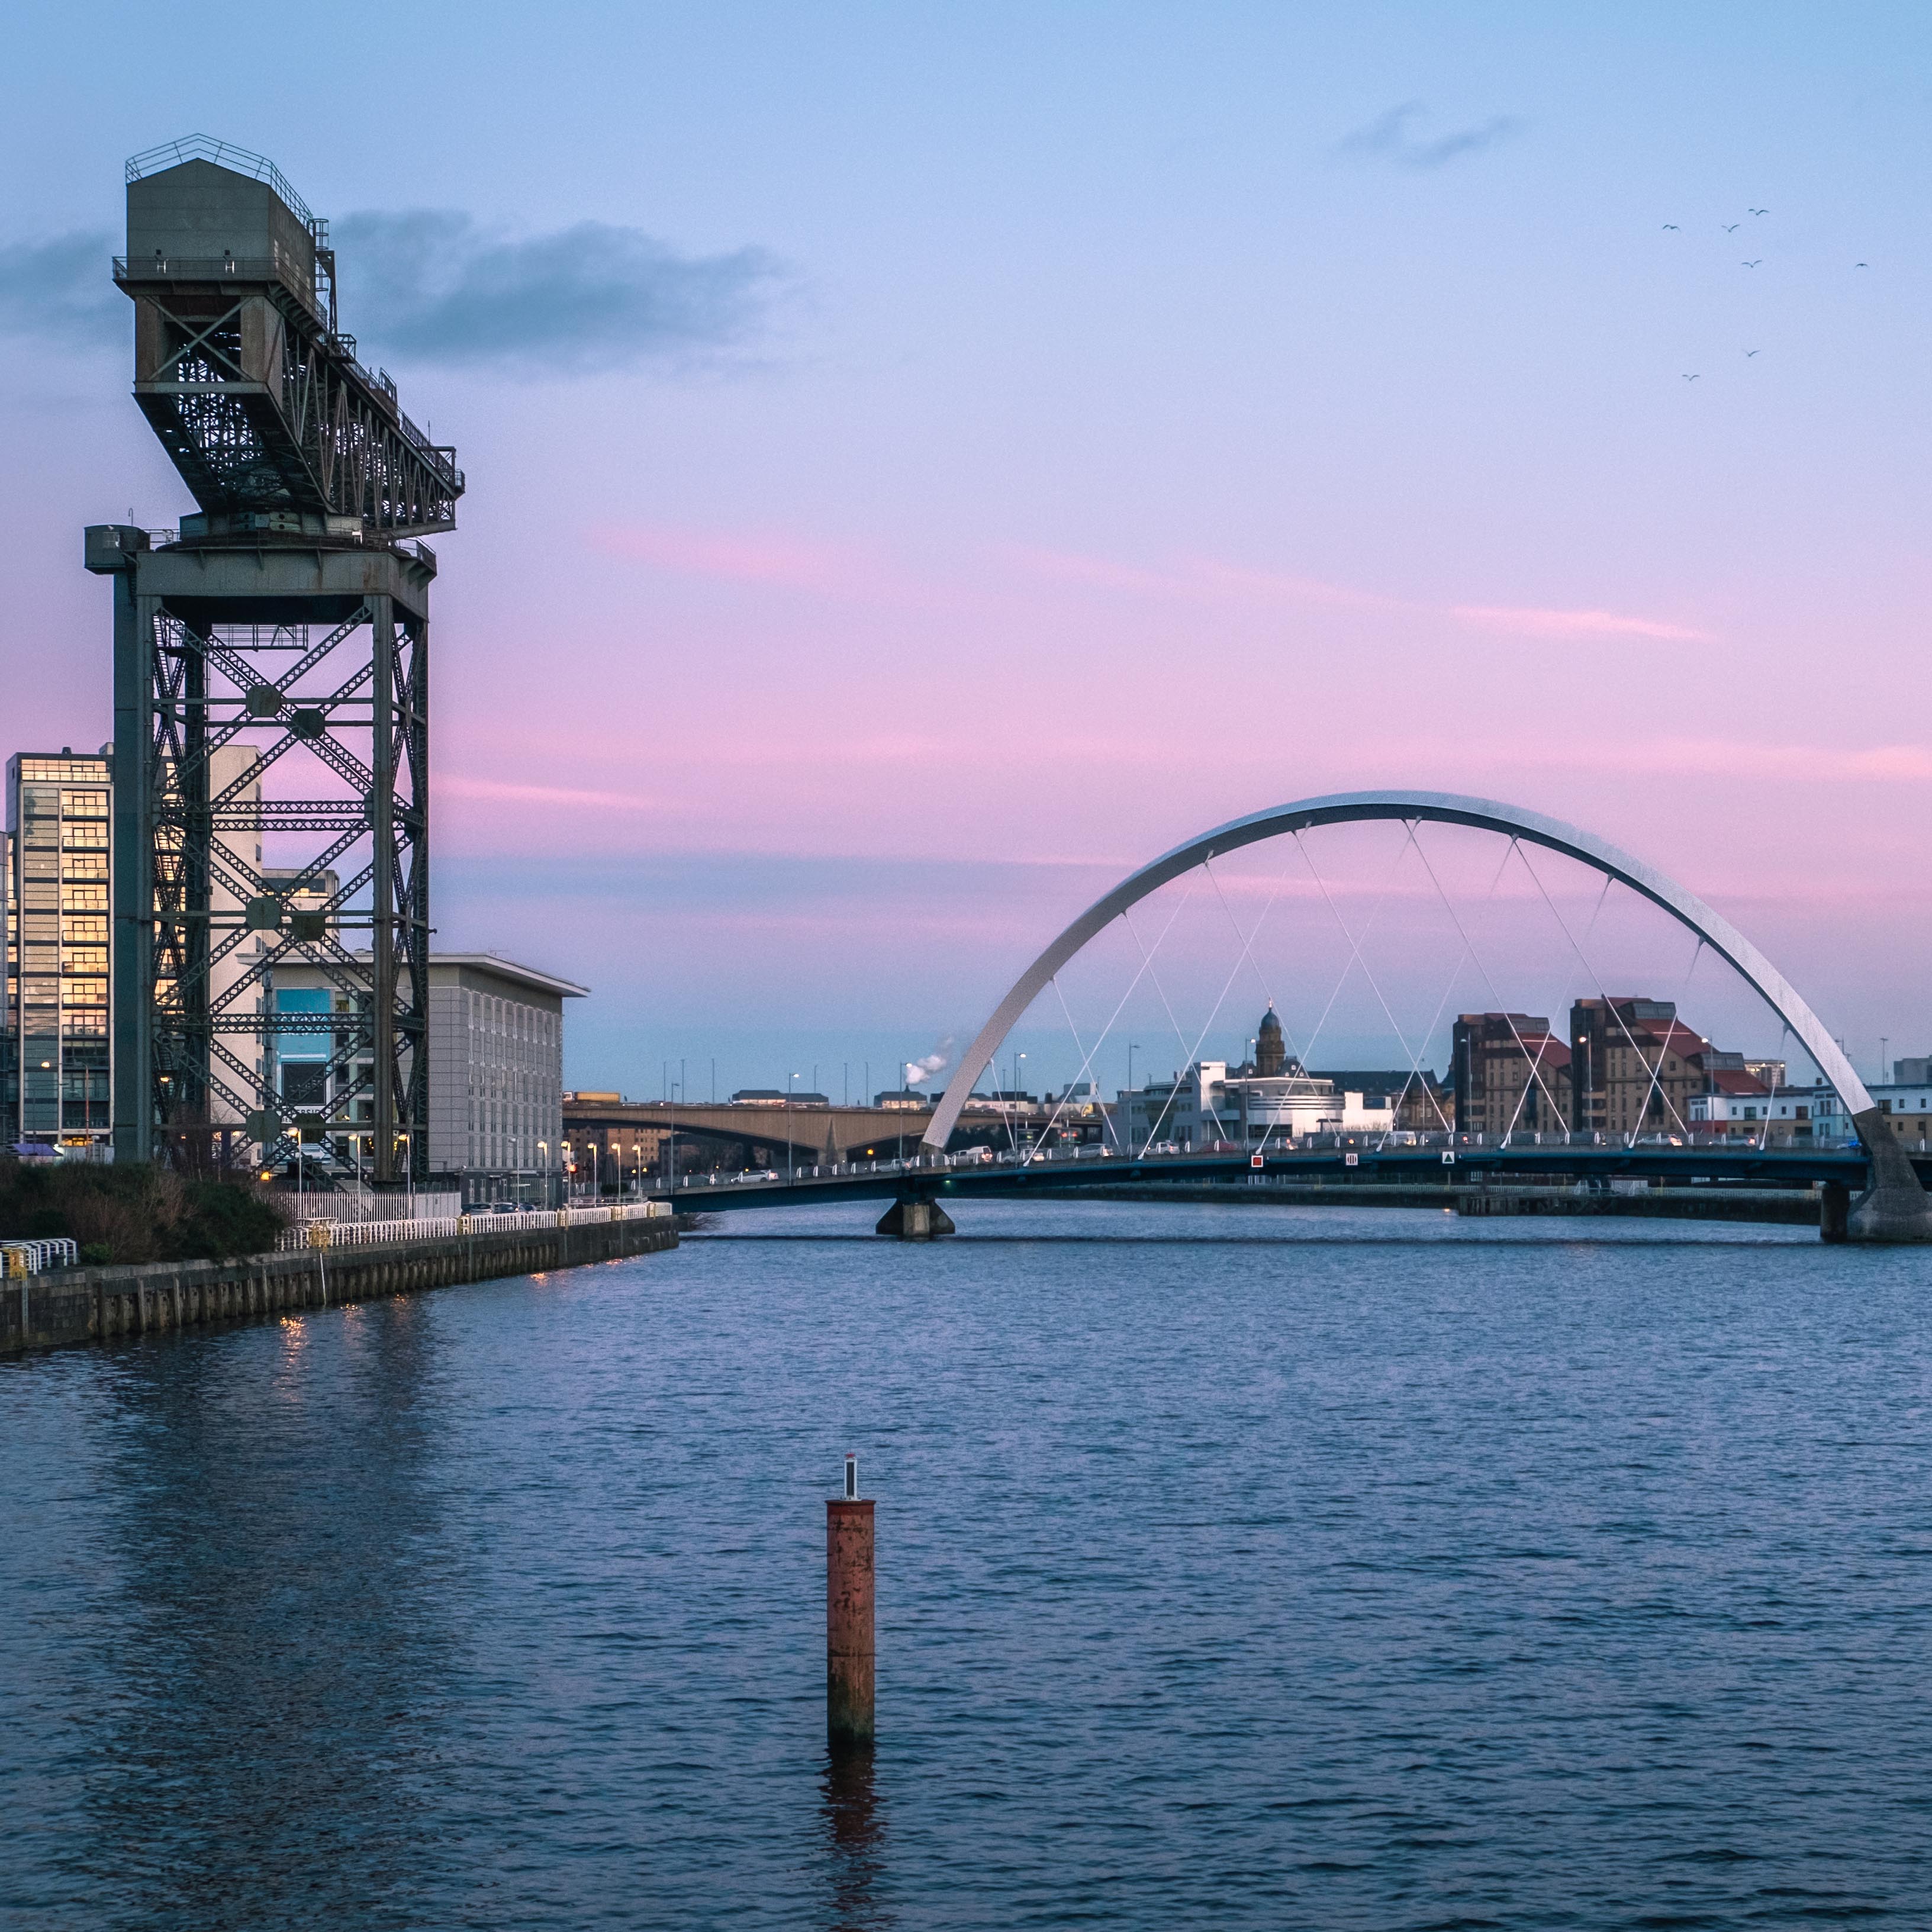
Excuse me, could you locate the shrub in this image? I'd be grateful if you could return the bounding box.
[0,1163,289,1266]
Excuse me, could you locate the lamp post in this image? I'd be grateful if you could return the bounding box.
[1127,1043,1141,1154]
[537,1139,548,1208]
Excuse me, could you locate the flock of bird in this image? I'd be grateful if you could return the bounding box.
[1661,207,1869,382]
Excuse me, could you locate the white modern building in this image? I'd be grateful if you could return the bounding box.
[1811,1083,1932,1150]
[1117,1060,1393,1150]
[270,951,585,1201]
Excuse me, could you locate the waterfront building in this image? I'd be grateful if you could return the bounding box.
[1687,1083,1828,1146]
[1567,997,1733,1138]
[1312,1068,1451,1133]
[1811,1082,1932,1149]
[1452,1013,1572,1136]
[271,952,583,1202]
[7,751,112,1152]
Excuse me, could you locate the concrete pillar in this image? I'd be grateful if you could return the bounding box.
[1847,1107,1932,1242]
[874,1197,956,1239]
[827,1493,875,1750]
[1820,1180,1850,1244]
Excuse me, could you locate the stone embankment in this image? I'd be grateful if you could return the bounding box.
[0,1214,677,1355]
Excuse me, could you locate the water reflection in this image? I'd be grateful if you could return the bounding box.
[820,1747,890,1931]
[78,1300,458,1931]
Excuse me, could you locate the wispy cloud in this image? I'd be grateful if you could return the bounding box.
[1451,605,1710,642]
[587,523,884,595]
[333,211,781,374]
[1015,542,1703,640]
[439,775,669,813]
[0,231,121,348]
[1336,102,1525,170]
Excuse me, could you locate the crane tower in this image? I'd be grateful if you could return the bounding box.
[85,137,463,1183]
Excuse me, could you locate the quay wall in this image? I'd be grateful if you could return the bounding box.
[1005,1181,1821,1225]
[0,1216,678,1356]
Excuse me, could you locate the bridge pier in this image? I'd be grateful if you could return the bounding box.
[1820,1181,1850,1244]
[1847,1109,1932,1242]
[875,1197,955,1240]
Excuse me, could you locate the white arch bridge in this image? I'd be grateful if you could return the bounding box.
[668,794,1932,1244]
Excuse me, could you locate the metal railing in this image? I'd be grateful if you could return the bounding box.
[2,1239,79,1275]
[126,136,321,235]
[277,1200,669,1251]
[114,247,323,323]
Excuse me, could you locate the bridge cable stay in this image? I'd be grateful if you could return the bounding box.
[1028,829,1311,1163]
[1118,894,1259,1152]
[1076,878,1203,1155]
[1287,825,1466,1148]
[1018,875,1203,1161]
[1371,832,1527,1152]
[1511,839,1700,1144]
[1200,845,1323,1158]
[1406,832,1574,1138]
[1512,843,1706,1144]
[1198,848,1308,1143]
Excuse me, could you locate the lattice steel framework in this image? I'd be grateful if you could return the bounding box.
[93,139,458,1182]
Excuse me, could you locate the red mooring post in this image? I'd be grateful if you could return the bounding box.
[827,1453,875,1750]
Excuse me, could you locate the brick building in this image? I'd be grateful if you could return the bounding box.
[1451,1012,1573,1136]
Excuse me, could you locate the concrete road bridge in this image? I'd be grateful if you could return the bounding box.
[656,793,1932,1245]
[561,1096,1054,1175]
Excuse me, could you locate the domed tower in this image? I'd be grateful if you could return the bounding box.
[1256,1003,1287,1077]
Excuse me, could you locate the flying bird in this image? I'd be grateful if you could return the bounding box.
[1662,223,1679,230]
[1743,259,1762,267]
[1749,207,1769,215]
[1856,260,1869,268]
[1682,373,1700,381]
[1745,349,1760,357]
[1723,223,1739,232]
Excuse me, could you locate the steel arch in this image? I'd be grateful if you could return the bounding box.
[922,790,1874,1152]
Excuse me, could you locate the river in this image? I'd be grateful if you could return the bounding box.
[5,1200,1931,1928]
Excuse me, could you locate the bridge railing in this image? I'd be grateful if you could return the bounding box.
[660,1126,1862,1189]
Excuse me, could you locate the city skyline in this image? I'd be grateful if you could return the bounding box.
[2,4,1927,1097]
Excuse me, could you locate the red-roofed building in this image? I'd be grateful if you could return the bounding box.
[1452,1013,1573,1136]
[1568,997,1747,1140]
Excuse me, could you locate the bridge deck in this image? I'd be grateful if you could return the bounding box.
[661,1144,1891,1215]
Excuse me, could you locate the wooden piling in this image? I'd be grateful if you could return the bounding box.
[827,1477,875,1750]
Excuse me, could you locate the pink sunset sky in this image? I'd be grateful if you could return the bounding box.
[2,3,1928,1097]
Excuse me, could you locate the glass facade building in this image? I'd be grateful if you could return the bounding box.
[7,752,112,1150]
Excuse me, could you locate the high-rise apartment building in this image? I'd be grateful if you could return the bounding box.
[7,751,112,1151]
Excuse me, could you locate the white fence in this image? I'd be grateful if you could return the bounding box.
[277,1200,669,1251]
[2,1238,79,1276]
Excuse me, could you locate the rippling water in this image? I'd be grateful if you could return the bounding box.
[5,1200,1932,1929]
